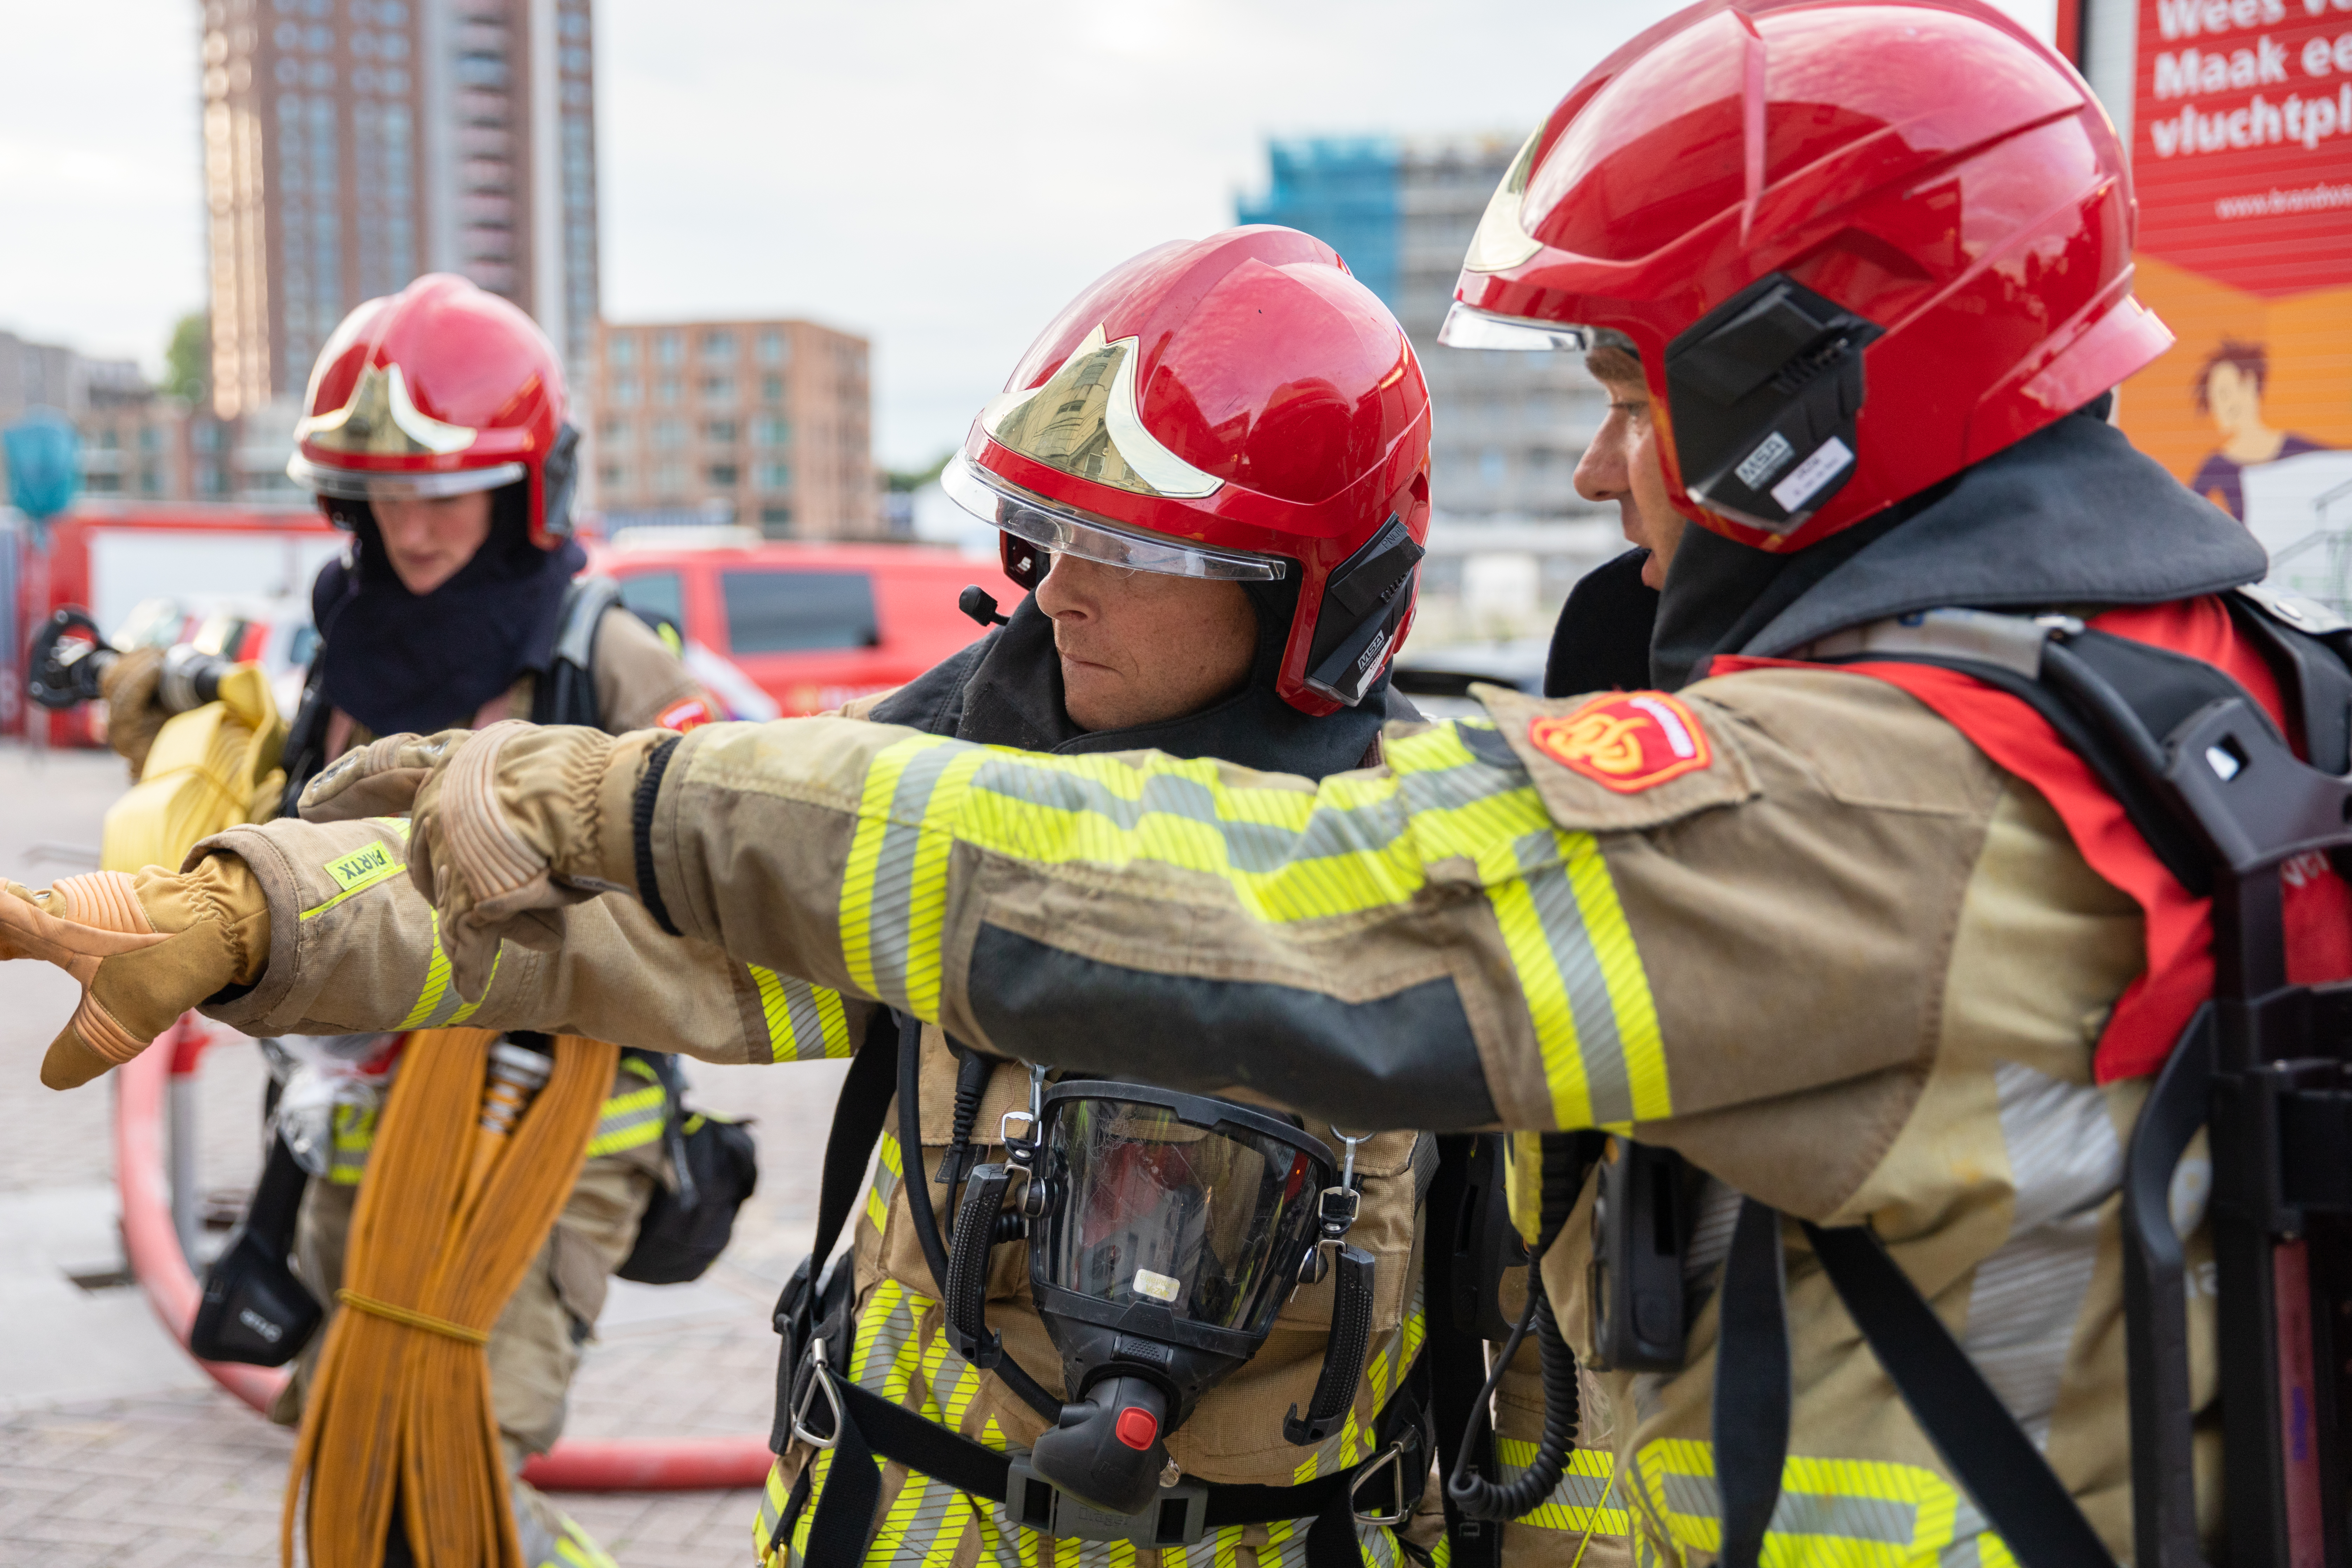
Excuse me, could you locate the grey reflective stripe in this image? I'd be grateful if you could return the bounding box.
[1513,827,1638,1127]
[1962,1060,2120,1447]
[1658,1468,1923,1551]
[861,744,976,1009]
[1796,606,2055,678]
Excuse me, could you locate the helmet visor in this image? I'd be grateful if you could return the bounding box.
[1437,301,1589,353]
[943,454,1286,582]
[1032,1086,1331,1341]
[287,454,525,501]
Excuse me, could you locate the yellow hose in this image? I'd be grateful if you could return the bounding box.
[283,1027,619,1568]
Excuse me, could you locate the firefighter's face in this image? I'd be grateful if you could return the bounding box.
[371,489,495,596]
[1035,553,1256,731]
[1575,371,1688,592]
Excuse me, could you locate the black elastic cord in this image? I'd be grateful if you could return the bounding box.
[632,733,682,937]
[893,1014,1061,1421]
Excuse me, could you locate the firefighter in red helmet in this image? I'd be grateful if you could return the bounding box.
[33,2,2352,1563]
[92,274,720,1568]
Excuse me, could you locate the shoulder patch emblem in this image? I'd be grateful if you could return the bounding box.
[656,696,718,734]
[1526,692,1713,793]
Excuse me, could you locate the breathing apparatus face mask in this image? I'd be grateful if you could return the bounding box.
[933,1076,1375,1525]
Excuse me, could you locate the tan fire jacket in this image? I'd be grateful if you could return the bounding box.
[198,663,2196,1563]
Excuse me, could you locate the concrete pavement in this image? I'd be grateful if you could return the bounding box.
[0,739,850,1565]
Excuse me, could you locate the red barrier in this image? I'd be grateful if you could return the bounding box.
[115,1016,774,1492]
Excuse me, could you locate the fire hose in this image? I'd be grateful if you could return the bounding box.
[114,1012,774,1491]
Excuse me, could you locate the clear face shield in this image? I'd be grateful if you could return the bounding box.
[942,453,1286,591]
[285,455,526,505]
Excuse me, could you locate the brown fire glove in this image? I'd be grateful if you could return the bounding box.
[299,720,663,1002]
[99,646,168,781]
[0,857,272,1090]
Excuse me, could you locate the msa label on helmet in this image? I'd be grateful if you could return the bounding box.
[1735,431,1796,490]
[1527,692,1713,793]
[1664,274,1882,535]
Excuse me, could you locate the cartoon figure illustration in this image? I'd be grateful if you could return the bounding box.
[2189,338,2328,520]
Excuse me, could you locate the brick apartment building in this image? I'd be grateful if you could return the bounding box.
[588,319,876,539]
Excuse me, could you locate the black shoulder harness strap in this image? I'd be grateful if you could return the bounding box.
[530,574,624,728]
[1715,587,2352,1568]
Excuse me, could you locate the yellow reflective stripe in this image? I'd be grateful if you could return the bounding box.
[866,1131,902,1232]
[1565,833,1669,1122]
[447,943,502,1025]
[327,1102,377,1184]
[395,912,454,1030]
[584,1081,666,1158]
[299,851,405,920]
[753,1459,791,1561]
[1497,1441,1629,1535]
[750,965,854,1062]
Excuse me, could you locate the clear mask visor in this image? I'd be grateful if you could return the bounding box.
[1032,1090,1331,1341]
[943,453,1285,582]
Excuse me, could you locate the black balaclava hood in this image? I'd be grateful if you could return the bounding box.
[311,484,587,737]
[1644,401,2269,691]
[870,567,1411,777]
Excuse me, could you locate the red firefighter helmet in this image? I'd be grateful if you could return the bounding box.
[1440,0,2173,553]
[944,227,1433,714]
[286,273,578,548]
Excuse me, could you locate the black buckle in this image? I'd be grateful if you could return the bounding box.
[1002,1460,1208,1546]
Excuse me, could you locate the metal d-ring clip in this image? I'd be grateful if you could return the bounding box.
[1300,1127,1372,1285]
[1349,1440,1411,1526]
[790,1338,846,1451]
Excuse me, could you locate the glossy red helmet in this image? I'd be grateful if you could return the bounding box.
[1442,0,2173,553]
[945,227,1432,714]
[287,273,578,548]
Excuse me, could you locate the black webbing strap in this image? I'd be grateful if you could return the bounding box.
[1711,1198,1790,1568]
[811,1013,901,1283]
[786,1372,1379,1554]
[1803,1222,2116,1567]
[1422,1135,1503,1568]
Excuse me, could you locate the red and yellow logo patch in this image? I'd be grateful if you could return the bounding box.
[1526,692,1713,793]
[656,696,720,734]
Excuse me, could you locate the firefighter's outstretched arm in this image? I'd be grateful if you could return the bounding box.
[373,676,1995,1165]
[2,732,868,1088]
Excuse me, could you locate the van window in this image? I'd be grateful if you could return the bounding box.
[617,570,685,632]
[722,569,878,654]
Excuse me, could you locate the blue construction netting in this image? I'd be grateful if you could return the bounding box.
[1236,137,1401,309]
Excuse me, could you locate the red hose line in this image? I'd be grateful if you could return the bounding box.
[115,1015,773,1492]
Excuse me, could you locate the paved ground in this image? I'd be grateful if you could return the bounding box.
[0,739,849,1565]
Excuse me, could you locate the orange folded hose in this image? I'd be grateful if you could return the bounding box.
[283,1027,619,1568]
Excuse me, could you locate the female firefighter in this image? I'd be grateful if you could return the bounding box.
[94,273,719,1568]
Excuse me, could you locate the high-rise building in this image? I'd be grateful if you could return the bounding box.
[198,0,598,423]
[1238,136,1607,525]
[588,319,877,540]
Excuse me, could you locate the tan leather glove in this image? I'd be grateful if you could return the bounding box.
[296,729,469,823]
[0,857,272,1090]
[98,646,168,781]
[302,720,663,1002]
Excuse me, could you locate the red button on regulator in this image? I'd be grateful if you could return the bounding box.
[1114,1407,1159,1450]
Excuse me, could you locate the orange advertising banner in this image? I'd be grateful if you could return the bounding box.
[2120,0,2352,605]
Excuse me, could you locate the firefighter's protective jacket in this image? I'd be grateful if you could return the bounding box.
[194,410,2294,1563]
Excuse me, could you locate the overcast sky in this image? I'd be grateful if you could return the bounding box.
[0,0,2055,468]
